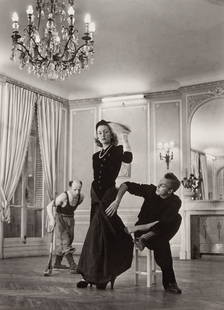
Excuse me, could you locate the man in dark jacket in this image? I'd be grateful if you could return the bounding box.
[106,172,182,294]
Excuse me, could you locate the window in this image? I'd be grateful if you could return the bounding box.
[4,109,44,238]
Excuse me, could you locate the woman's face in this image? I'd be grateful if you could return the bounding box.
[97,125,112,146]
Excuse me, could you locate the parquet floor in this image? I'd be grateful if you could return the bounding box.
[0,255,224,310]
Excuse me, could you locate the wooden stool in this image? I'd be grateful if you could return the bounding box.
[134,247,158,287]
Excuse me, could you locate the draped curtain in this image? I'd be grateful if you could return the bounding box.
[191,150,200,178]
[191,149,209,200]
[217,168,224,200]
[0,83,36,222]
[200,153,209,200]
[37,96,62,202]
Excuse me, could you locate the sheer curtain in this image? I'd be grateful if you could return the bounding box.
[0,83,36,223]
[37,96,62,203]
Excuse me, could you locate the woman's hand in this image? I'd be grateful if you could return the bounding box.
[105,201,119,217]
[120,133,129,145]
[121,133,129,142]
[120,133,131,152]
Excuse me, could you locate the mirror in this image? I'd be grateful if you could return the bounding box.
[191,97,224,200]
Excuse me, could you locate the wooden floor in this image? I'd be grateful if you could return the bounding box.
[0,255,224,310]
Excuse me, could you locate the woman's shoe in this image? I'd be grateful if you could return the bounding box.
[76,280,93,288]
[96,278,116,290]
[110,278,116,289]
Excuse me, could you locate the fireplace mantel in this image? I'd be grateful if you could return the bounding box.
[180,200,224,259]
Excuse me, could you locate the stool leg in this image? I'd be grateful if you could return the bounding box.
[135,248,139,286]
[146,249,152,288]
[151,250,157,284]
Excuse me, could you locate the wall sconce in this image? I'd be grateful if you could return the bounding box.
[158,141,174,170]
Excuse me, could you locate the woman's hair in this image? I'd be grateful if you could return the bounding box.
[95,120,118,147]
[164,172,180,192]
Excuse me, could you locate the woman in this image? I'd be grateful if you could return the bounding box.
[77,120,134,289]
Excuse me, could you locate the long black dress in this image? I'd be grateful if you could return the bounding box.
[77,145,134,285]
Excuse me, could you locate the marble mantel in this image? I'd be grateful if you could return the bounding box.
[180,200,224,259]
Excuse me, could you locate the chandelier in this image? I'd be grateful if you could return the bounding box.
[10,0,95,80]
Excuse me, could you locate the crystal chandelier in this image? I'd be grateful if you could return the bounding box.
[11,0,95,80]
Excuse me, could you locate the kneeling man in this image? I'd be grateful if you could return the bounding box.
[106,173,182,294]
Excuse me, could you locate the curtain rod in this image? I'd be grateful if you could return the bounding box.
[191,148,205,155]
[0,74,68,104]
[191,148,219,158]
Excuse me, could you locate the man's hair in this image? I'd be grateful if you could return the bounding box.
[164,172,180,192]
[69,180,82,187]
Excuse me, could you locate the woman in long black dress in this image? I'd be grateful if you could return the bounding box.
[77,120,134,289]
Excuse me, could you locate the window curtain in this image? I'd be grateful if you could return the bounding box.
[191,149,209,199]
[37,96,62,203]
[206,155,216,199]
[191,150,200,178]
[217,168,224,200]
[200,153,209,200]
[0,83,36,223]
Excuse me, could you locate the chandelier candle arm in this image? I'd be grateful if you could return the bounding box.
[10,0,96,80]
[62,42,90,63]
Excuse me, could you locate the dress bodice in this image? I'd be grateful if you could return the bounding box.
[92,145,132,197]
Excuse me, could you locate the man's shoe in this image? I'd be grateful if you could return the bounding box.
[53,264,70,270]
[134,238,145,251]
[77,280,92,288]
[165,283,182,294]
[70,263,79,274]
[65,253,79,274]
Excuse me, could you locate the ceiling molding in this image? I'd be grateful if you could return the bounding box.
[0,74,68,104]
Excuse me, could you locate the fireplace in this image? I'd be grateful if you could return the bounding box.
[191,215,224,259]
[180,200,224,259]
